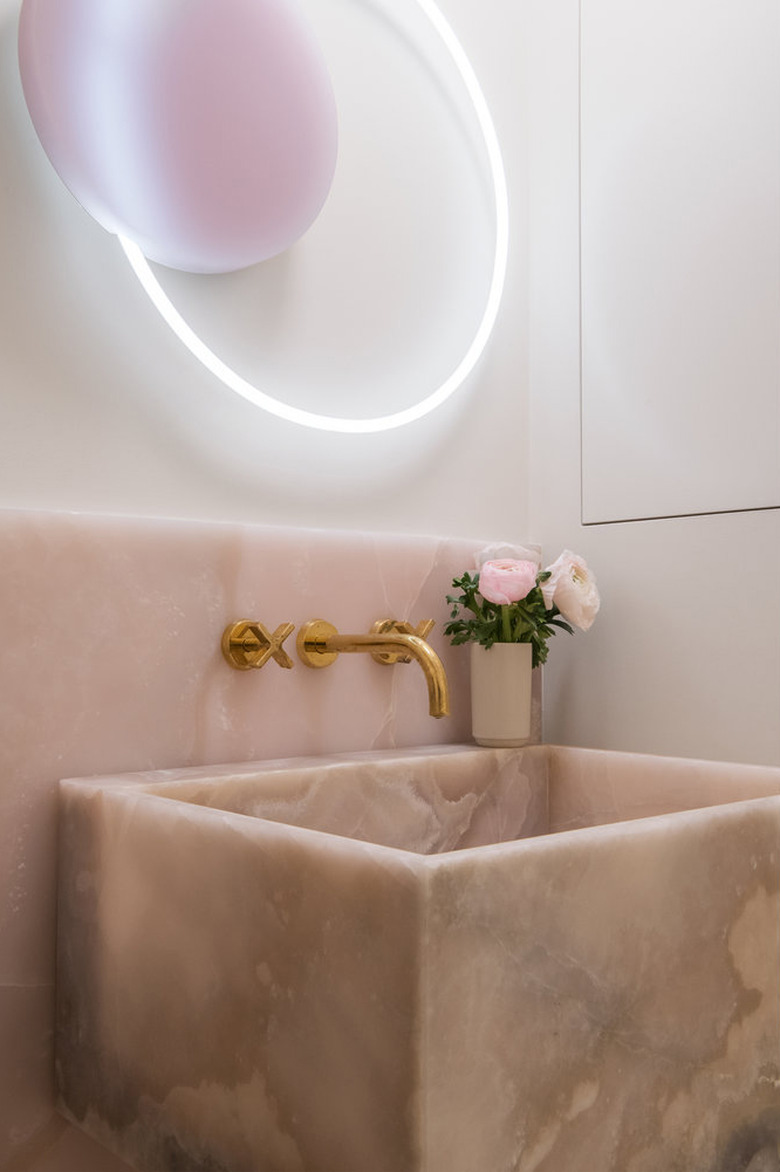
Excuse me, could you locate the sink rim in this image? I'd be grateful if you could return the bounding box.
[59,742,780,863]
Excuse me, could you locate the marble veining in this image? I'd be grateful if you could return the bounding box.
[56,744,780,1172]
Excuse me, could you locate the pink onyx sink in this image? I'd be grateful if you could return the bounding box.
[56,745,780,1172]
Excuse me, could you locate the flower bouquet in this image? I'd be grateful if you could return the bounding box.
[445,545,600,745]
[445,545,600,667]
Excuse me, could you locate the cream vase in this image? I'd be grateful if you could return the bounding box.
[470,641,533,747]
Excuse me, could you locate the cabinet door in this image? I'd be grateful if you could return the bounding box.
[580,0,780,523]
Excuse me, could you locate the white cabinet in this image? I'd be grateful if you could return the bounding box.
[580,0,780,523]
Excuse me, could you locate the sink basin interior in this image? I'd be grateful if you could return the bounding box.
[128,743,780,855]
[137,746,548,855]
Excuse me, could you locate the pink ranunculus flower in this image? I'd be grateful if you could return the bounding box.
[478,559,538,606]
[541,550,600,630]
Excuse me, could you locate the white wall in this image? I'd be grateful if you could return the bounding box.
[528,0,780,767]
[0,0,530,545]
[579,0,780,524]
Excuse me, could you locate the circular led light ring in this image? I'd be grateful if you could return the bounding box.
[119,0,509,434]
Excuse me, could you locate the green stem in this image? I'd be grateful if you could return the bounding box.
[512,602,529,642]
[500,604,512,643]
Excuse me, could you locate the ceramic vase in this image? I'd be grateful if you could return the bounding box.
[470,641,533,747]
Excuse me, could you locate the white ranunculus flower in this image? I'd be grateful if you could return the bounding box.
[542,550,600,631]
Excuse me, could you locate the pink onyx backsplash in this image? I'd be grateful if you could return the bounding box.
[0,508,530,1172]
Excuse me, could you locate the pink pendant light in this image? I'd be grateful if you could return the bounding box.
[18,0,339,273]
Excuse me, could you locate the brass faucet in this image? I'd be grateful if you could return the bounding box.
[297,619,450,719]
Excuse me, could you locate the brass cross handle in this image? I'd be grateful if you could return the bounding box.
[221,621,295,670]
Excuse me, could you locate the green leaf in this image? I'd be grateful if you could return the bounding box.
[548,618,575,635]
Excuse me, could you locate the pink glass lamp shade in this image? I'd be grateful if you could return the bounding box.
[17,0,339,273]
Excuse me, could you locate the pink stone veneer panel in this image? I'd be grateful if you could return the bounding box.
[0,508,493,1169]
[0,512,482,985]
[424,797,780,1171]
[57,783,428,1172]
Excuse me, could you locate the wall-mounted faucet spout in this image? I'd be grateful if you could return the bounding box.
[297,619,450,718]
